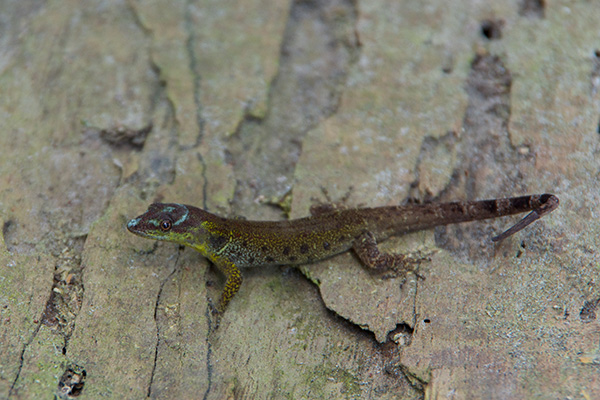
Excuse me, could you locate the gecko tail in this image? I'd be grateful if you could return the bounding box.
[492,194,559,242]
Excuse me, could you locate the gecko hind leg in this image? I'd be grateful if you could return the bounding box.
[352,231,427,280]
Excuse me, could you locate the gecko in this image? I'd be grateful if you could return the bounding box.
[127,193,558,323]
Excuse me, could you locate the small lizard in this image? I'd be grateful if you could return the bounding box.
[127,194,558,323]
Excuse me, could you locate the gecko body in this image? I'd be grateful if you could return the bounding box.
[127,194,558,320]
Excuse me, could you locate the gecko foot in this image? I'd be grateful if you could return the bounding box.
[309,186,356,216]
[380,251,430,281]
[309,202,340,216]
[353,231,431,280]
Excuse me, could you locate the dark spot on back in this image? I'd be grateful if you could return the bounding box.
[511,196,530,210]
[282,246,291,256]
[289,256,297,262]
[338,235,346,243]
[261,246,268,253]
[209,235,228,249]
[446,203,463,214]
[323,242,330,250]
[482,199,498,213]
[266,256,275,263]
[248,256,255,264]
[300,244,309,254]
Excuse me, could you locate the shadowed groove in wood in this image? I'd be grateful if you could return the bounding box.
[225,0,360,216]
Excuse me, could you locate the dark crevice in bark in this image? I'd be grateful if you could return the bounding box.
[8,322,42,398]
[184,0,209,211]
[57,364,87,397]
[40,236,86,354]
[580,297,600,323]
[435,54,535,263]
[226,0,361,217]
[183,0,207,151]
[147,264,179,398]
[480,19,504,40]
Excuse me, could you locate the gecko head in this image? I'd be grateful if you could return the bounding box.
[127,203,200,246]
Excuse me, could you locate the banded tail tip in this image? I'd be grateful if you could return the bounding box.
[492,193,559,242]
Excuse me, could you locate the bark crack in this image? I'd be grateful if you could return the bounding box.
[184,0,209,211]
[147,252,180,398]
[8,322,42,398]
[226,0,361,215]
[184,0,206,151]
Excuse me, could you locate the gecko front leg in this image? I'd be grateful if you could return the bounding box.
[352,231,426,279]
[208,258,243,327]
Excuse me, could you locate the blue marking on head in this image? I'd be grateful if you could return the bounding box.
[127,218,141,228]
[162,206,176,213]
[173,205,189,226]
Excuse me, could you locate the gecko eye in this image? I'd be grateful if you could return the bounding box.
[160,220,172,231]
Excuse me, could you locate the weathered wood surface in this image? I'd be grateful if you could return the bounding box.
[0,0,598,399]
